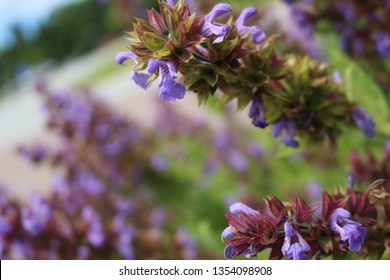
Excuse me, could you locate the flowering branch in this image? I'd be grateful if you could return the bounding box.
[116,0,375,147]
[222,177,390,260]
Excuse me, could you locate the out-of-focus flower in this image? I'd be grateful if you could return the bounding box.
[227,150,247,172]
[21,195,52,236]
[236,7,266,44]
[351,107,375,138]
[249,99,268,128]
[272,119,299,147]
[175,227,198,259]
[150,155,168,171]
[374,32,390,58]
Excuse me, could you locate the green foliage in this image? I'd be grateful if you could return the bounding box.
[321,34,390,135]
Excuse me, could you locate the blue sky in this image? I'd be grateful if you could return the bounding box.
[0,0,82,48]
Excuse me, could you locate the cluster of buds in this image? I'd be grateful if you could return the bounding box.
[283,0,390,90]
[350,139,390,185]
[222,177,390,259]
[116,0,375,147]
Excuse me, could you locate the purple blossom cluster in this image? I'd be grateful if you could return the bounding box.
[116,0,375,148]
[284,0,390,89]
[0,184,198,259]
[350,139,390,186]
[0,85,200,259]
[284,0,390,58]
[222,177,386,260]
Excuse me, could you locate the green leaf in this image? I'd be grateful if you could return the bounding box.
[139,32,166,52]
[198,66,219,87]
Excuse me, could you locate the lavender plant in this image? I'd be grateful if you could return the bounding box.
[283,0,390,91]
[2,81,278,259]
[0,85,202,259]
[222,177,389,260]
[116,0,376,148]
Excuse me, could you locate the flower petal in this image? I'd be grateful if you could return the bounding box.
[115,51,138,65]
[205,3,232,22]
[229,202,258,215]
[221,226,235,239]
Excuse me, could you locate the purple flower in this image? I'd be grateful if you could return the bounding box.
[229,202,258,215]
[147,59,186,103]
[221,226,235,239]
[201,3,232,44]
[77,246,90,260]
[272,118,299,147]
[21,195,52,236]
[236,7,266,44]
[0,217,12,234]
[81,205,98,223]
[330,208,367,251]
[305,182,323,200]
[87,221,106,247]
[74,171,104,197]
[116,226,136,259]
[249,99,268,128]
[247,142,264,158]
[176,227,198,259]
[149,208,167,229]
[374,32,390,58]
[18,143,48,162]
[281,222,311,260]
[224,244,239,258]
[290,6,314,36]
[150,155,168,171]
[351,107,375,138]
[115,51,137,65]
[336,3,357,21]
[385,138,390,155]
[167,0,178,8]
[115,51,151,89]
[227,149,247,172]
[333,70,342,84]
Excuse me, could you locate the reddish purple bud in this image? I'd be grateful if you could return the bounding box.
[267,196,287,227]
[148,8,168,33]
[292,196,320,223]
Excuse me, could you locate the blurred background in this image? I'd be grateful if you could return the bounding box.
[0,0,389,259]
